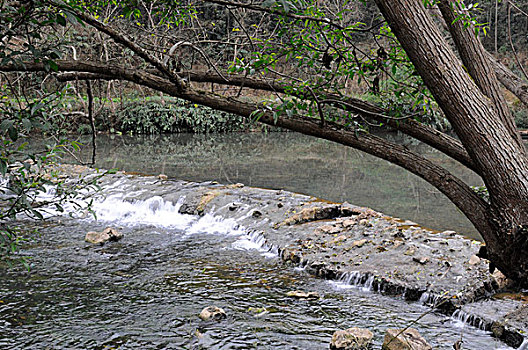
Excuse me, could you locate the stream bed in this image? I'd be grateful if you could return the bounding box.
[0,166,516,349]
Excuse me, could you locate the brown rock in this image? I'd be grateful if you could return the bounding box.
[199,306,226,321]
[331,235,347,244]
[286,290,320,299]
[342,219,357,228]
[358,219,372,227]
[382,328,432,350]
[196,191,220,214]
[317,225,342,234]
[403,247,416,256]
[468,255,480,265]
[351,239,368,248]
[85,227,123,244]
[330,327,373,349]
[492,269,513,290]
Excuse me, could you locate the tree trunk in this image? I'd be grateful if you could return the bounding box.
[374,0,528,284]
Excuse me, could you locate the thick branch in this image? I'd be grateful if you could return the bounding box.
[437,0,523,149]
[184,71,478,172]
[490,52,528,106]
[60,3,185,93]
[0,58,489,234]
[55,66,477,172]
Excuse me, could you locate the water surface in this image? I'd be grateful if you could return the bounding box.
[76,132,482,238]
[0,177,508,349]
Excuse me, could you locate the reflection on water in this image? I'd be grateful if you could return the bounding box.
[73,132,482,238]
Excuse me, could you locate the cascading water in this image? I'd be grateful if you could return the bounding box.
[0,172,520,349]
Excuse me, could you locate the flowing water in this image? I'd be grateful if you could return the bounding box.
[0,163,514,349]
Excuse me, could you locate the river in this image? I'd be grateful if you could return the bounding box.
[0,132,515,349]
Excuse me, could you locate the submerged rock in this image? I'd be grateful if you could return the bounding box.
[382,328,432,350]
[85,227,123,244]
[199,306,226,321]
[330,327,373,349]
[286,290,320,299]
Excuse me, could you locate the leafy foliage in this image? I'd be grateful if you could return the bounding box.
[118,99,250,134]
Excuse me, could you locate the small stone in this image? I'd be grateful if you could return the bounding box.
[85,227,123,244]
[441,230,457,236]
[317,225,342,234]
[358,219,372,227]
[404,247,416,256]
[157,174,168,180]
[281,248,302,264]
[199,306,226,321]
[286,290,320,299]
[342,219,357,228]
[330,327,373,349]
[413,256,430,265]
[351,239,368,248]
[468,255,480,265]
[393,240,404,248]
[331,235,347,244]
[252,210,262,218]
[382,328,432,350]
[492,269,513,290]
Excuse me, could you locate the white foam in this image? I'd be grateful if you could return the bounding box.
[90,195,195,229]
[186,213,245,235]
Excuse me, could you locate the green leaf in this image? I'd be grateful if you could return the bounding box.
[0,159,7,176]
[0,119,14,132]
[8,126,18,141]
[47,60,59,72]
[22,118,32,131]
[56,14,66,26]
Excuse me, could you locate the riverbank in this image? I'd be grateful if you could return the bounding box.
[59,165,527,348]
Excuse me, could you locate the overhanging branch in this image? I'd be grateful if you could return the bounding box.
[0,58,489,233]
[49,63,477,172]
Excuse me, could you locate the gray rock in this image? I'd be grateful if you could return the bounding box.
[199,306,226,321]
[85,227,123,244]
[382,328,432,350]
[330,327,373,349]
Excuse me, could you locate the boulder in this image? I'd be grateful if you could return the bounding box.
[85,227,123,244]
[330,327,373,349]
[199,306,226,321]
[382,328,432,350]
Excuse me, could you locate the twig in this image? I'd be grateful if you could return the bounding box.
[164,41,229,82]
[507,3,528,81]
[86,80,96,166]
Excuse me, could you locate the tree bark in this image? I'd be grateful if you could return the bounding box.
[374,0,528,283]
[490,52,528,106]
[437,0,523,150]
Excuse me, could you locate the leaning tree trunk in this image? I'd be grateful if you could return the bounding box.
[374,0,528,284]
